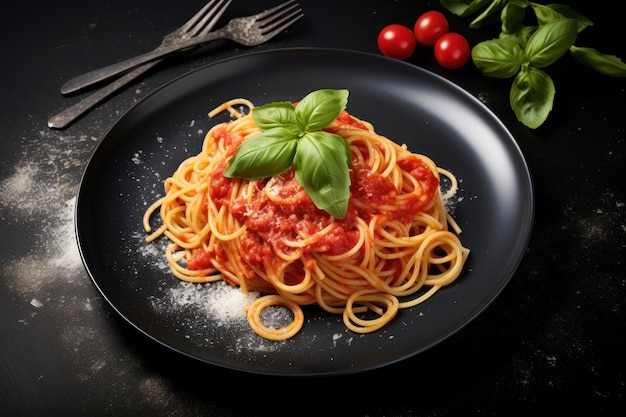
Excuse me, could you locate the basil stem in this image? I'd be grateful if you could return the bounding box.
[470,0,507,29]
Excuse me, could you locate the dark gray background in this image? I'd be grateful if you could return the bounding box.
[1,0,624,415]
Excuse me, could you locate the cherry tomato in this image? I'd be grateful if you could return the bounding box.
[434,32,470,69]
[377,24,416,60]
[414,11,449,46]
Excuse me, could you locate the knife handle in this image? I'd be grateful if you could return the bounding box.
[60,30,222,95]
[49,61,157,129]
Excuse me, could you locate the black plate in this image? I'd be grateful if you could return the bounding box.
[76,48,534,376]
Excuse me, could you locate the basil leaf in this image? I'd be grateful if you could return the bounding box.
[472,39,525,78]
[440,0,492,17]
[499,25,536,49]
[530,3,566,25]
[510,66,555,129]
[295,89,348,132]
[224,126,299,180]
[470,0,506,29]
[293,131,351,219]
[530,3,593,33]
[570,46,626,78]
[500,0,528,34]
[252,102,298,131]
[525,18,578,68]
[550,5,593,32]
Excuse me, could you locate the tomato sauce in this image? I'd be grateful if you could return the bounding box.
[188,113,438,275]
[325,110,370,132]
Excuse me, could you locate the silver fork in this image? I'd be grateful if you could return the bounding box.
[59,0,303,96]
[48,0,231,129]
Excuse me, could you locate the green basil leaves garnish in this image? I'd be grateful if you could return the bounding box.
[223,89,351,219]
[442,0,626,129]
[470,17,577,128]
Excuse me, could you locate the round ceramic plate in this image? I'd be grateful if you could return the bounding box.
[76,47,534,376]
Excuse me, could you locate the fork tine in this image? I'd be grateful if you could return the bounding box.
[252,0,298,21]
[259,5,303,36]
[187,0,232,37]
[179,0,227,36]
[179,0,219,32]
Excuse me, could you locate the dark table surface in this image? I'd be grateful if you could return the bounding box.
[2,0,625,415]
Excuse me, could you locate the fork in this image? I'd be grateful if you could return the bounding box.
[60,0,304,96]
[48,0,231,129]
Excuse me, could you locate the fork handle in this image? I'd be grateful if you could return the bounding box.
[60,30,225,95]
[48,60,161,129]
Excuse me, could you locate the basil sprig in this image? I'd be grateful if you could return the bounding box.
[223,89,352,219]
[442,0,626,129]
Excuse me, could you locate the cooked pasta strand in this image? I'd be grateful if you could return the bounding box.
[142,99,469,340]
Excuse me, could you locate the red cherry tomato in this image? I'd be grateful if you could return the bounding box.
[377,24,416,60]
[434,32,470,69]
[414,11,449,46]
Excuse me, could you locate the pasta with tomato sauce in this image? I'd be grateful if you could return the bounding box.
[143,97,469,340]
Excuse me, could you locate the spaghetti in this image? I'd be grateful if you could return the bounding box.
[143,98,469,340]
